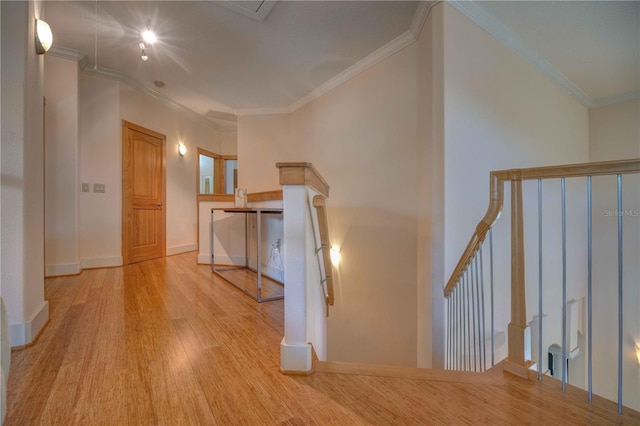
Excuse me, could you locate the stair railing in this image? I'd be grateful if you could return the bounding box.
[444,158,640,414]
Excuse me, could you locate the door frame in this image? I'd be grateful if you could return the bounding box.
[122,120,167,265]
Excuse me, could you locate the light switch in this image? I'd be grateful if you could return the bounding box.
[82,183,90,193]
[93,183,105,193]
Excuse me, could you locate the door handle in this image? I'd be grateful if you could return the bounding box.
[156,202,163,207]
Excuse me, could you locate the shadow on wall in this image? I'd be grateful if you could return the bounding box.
[325,205,419,368]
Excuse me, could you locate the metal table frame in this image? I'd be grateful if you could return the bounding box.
[210,207,284,302]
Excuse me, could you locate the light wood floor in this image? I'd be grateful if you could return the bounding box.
[5,252,639,425]
[213,267,284,300]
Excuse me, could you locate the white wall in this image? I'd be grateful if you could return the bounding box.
[221,128,238,156]
[237,114,292,193]
[440,4,589,368]
[589,99,639,410]
[64,73,225,269]
[239,44,419,367]
[44,55,80,276]
[1,0,49,346]
[78,73,122,268]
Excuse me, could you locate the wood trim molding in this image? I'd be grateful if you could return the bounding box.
[122,120,166,140]
[247,190,283,202]
[276,162,330,197]
[447,0,593,107]
[198,194,234,202]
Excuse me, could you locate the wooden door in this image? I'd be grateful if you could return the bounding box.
[122,121,166,265]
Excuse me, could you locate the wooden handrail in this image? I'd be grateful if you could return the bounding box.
[313,195,335,308]
[444,157,640,378]
[276,162,330,197]
[444,158,640,297]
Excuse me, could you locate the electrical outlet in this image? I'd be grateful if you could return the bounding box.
[81,183,90,193]
[93,183,106,193]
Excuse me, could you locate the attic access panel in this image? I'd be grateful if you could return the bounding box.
[216,0,278,21]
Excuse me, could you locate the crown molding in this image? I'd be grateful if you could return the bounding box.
[590,90,640,109]
[237,1,438,116]
[205,110,237,122]
[235,106,292,116]
[447,0,593,108]
[51,3,438,120]
[49,45,85,62]
[410,1,437,39]
[286,30,416,114]
[83,65,225,131]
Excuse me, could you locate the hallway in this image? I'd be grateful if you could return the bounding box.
[5,253,638,425]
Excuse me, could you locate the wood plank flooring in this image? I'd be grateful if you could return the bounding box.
[213,267,284,300]
[5,252,639,425]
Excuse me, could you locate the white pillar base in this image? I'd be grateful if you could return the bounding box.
[280,338,312,374]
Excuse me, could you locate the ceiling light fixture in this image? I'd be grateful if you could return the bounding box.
[139,27,157,62]
[142,29,157,45]
[35,19,53,54]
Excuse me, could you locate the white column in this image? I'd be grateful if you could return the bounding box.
[280,185,312,373]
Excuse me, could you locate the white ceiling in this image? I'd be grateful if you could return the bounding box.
[46,1,419,117]
[45,1,639,126]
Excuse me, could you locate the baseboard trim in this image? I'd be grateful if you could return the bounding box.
[197,254,211,265]
[279,367,314,376]
[167,243,198,256]
[81,256,123,269]
[45,262,81,277]
[280,339,313,374]
[503,359,536,380]
[9,301,49,347]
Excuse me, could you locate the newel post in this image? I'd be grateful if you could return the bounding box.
[504,178,535,379]
[276,162,330,375]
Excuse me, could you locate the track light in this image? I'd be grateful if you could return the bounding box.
[142,29,157,45]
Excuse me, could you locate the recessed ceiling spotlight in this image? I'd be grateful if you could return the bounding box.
[154,80,165,88]
[142,29,157,45]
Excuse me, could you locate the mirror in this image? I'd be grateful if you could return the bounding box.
[197,148,237,196]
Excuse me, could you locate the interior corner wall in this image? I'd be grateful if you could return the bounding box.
[44,55,80,275]
[237,113,292,192]
[441,3,589,366]
[119,84,221,255]
[289,44,419,367]
[416,2,445,369]
[79,73,122,267]
[221,129,238,156]
[1,0,48,346]
[588,99,639,410]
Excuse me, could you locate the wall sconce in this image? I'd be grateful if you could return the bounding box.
[35,19,53,54]
[636,343,640,367]
[330,247,340,266]
[178,143,186,156]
